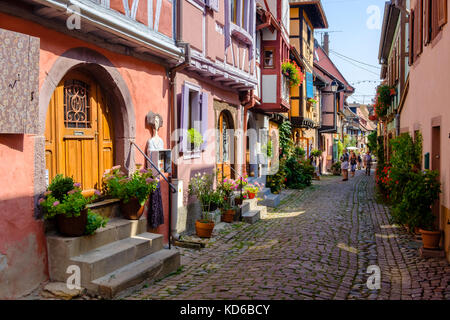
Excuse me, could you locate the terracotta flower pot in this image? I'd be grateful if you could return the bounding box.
[420,229,441,249]
[120,197,145,220]
[221,209,235,223]
[56,209,88,237]
[248,192,256,199]
[195,220,215,238]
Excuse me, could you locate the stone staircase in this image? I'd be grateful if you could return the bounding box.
[257,187,281,208]
[238,198,267,224]
[46,217,180,299]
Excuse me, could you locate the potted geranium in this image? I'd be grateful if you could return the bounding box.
[281,60,303,87]
[188,172,216,238]
[103,165,159,220]
[234,175,248,205]
[39,174,103,237]
[245,182,262,199]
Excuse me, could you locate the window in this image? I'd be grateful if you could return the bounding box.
[64,80,91,128]
[180,84,209,153]
[231,0,237,24]
[263,48,274,68]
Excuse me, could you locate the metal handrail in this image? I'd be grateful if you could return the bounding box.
[130,141,177,193]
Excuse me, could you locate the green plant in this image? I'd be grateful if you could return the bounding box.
[337,140,344,160]
[261,140,273,158]
[374,85,395,118]
[307,98,318,105]
[391,170,441,231]
[85,211,109,235]
[279,120,293,157]
[281,60,303,87]
[310,149,322,158]
[284,156,314,189]
[39,175,100,219]
[245,182,263,194]
[217,178,237,199]
[103,165,159,206]
[48,174,76,202]
[187,128,204,148]
[331,161,341,175]
[367,131,378,153]
[188,172,217,220]
[266,159,287,194]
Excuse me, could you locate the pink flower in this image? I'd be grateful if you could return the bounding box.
[67,189,76,195]
[146,177,154,184]
[38,198,45,204]
[53,201,60,206]
[140,168,147,174]
[94,190,101,196]
[44,191,51,196]
[112,165,121,170]
[74,183,81,188]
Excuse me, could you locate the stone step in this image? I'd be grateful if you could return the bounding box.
[92,249,180,299]
[242,210,260,224]
[237,202,250,215]
[87,198,120,218]
[70,232,163,286]
[258,193,281,208]
[243,198,259,211]
[258,187,271,197]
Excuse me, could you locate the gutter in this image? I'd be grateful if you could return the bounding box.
[32,0,184,62]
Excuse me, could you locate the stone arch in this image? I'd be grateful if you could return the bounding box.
[34,47,136,209]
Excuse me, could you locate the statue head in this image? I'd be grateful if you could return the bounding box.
[146,111,163,132]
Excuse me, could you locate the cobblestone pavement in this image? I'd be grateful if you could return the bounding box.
[123,170,450,300]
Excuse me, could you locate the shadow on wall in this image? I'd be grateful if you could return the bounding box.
[0,134,24,152]
[0,195,48,299]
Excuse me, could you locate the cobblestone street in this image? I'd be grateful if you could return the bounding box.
[123,170,450,300]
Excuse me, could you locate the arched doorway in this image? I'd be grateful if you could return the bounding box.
[217,110,235,181]
[45,70,114,192]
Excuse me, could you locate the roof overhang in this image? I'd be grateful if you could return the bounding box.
[378,2,401,65]
[289,1,329,29]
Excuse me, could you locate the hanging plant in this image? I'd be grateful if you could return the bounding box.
[374,85,395,119]
[307,98,318,105]
[282,60,304,87]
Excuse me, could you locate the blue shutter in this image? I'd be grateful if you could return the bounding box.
[180,84,190,152]
[200,92,209,151]
[306,72,314,98]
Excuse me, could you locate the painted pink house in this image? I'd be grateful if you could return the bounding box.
[400,0,450,261]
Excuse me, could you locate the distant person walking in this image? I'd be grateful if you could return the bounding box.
[340,149,349,181]
[350,151,357,177]
[364,151,372,176]
[357,154,362,170]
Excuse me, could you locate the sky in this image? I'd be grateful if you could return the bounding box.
[316,0,388,105]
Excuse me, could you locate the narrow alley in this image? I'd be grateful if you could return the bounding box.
[124,171,450,300]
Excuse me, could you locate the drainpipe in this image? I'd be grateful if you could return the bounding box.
[167,41,191,245]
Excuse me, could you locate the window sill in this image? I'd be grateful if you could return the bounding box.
[183,150,202,160]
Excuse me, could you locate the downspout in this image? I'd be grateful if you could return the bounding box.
[167,0,191,243]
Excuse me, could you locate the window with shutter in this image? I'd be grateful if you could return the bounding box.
[413,3,422,58]
[424,0,431,45]
[409,9,414,65]
[180,83,203,153]
[200,92,209,151]
[418,0,423,55]
[438,0,448,28]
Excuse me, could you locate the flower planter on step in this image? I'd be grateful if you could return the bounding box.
[120,197,145,220]
[195,220,215,238]
[419,229,441,249]
[221,209,235,223]
[247,192,256,199]
[56,209,88,237]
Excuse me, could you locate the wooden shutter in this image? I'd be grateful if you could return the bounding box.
[432,0,439,40]
[409,9,414,65]
[424,0,430,45]
[200,92,209,151]
[438,0,448,28]
[413,4,421,58]
[418,0,423,55]
[180,84,190,152]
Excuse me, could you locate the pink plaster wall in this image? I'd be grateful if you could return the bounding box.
[0,12,172,297]
[175,72,242,205]
[400,0,450,260]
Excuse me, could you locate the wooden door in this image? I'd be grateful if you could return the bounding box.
[45,71,114,193]
[217,111,233,181]
[432,126,441,227]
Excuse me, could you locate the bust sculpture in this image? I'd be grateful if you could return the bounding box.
[146,111,164,152]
